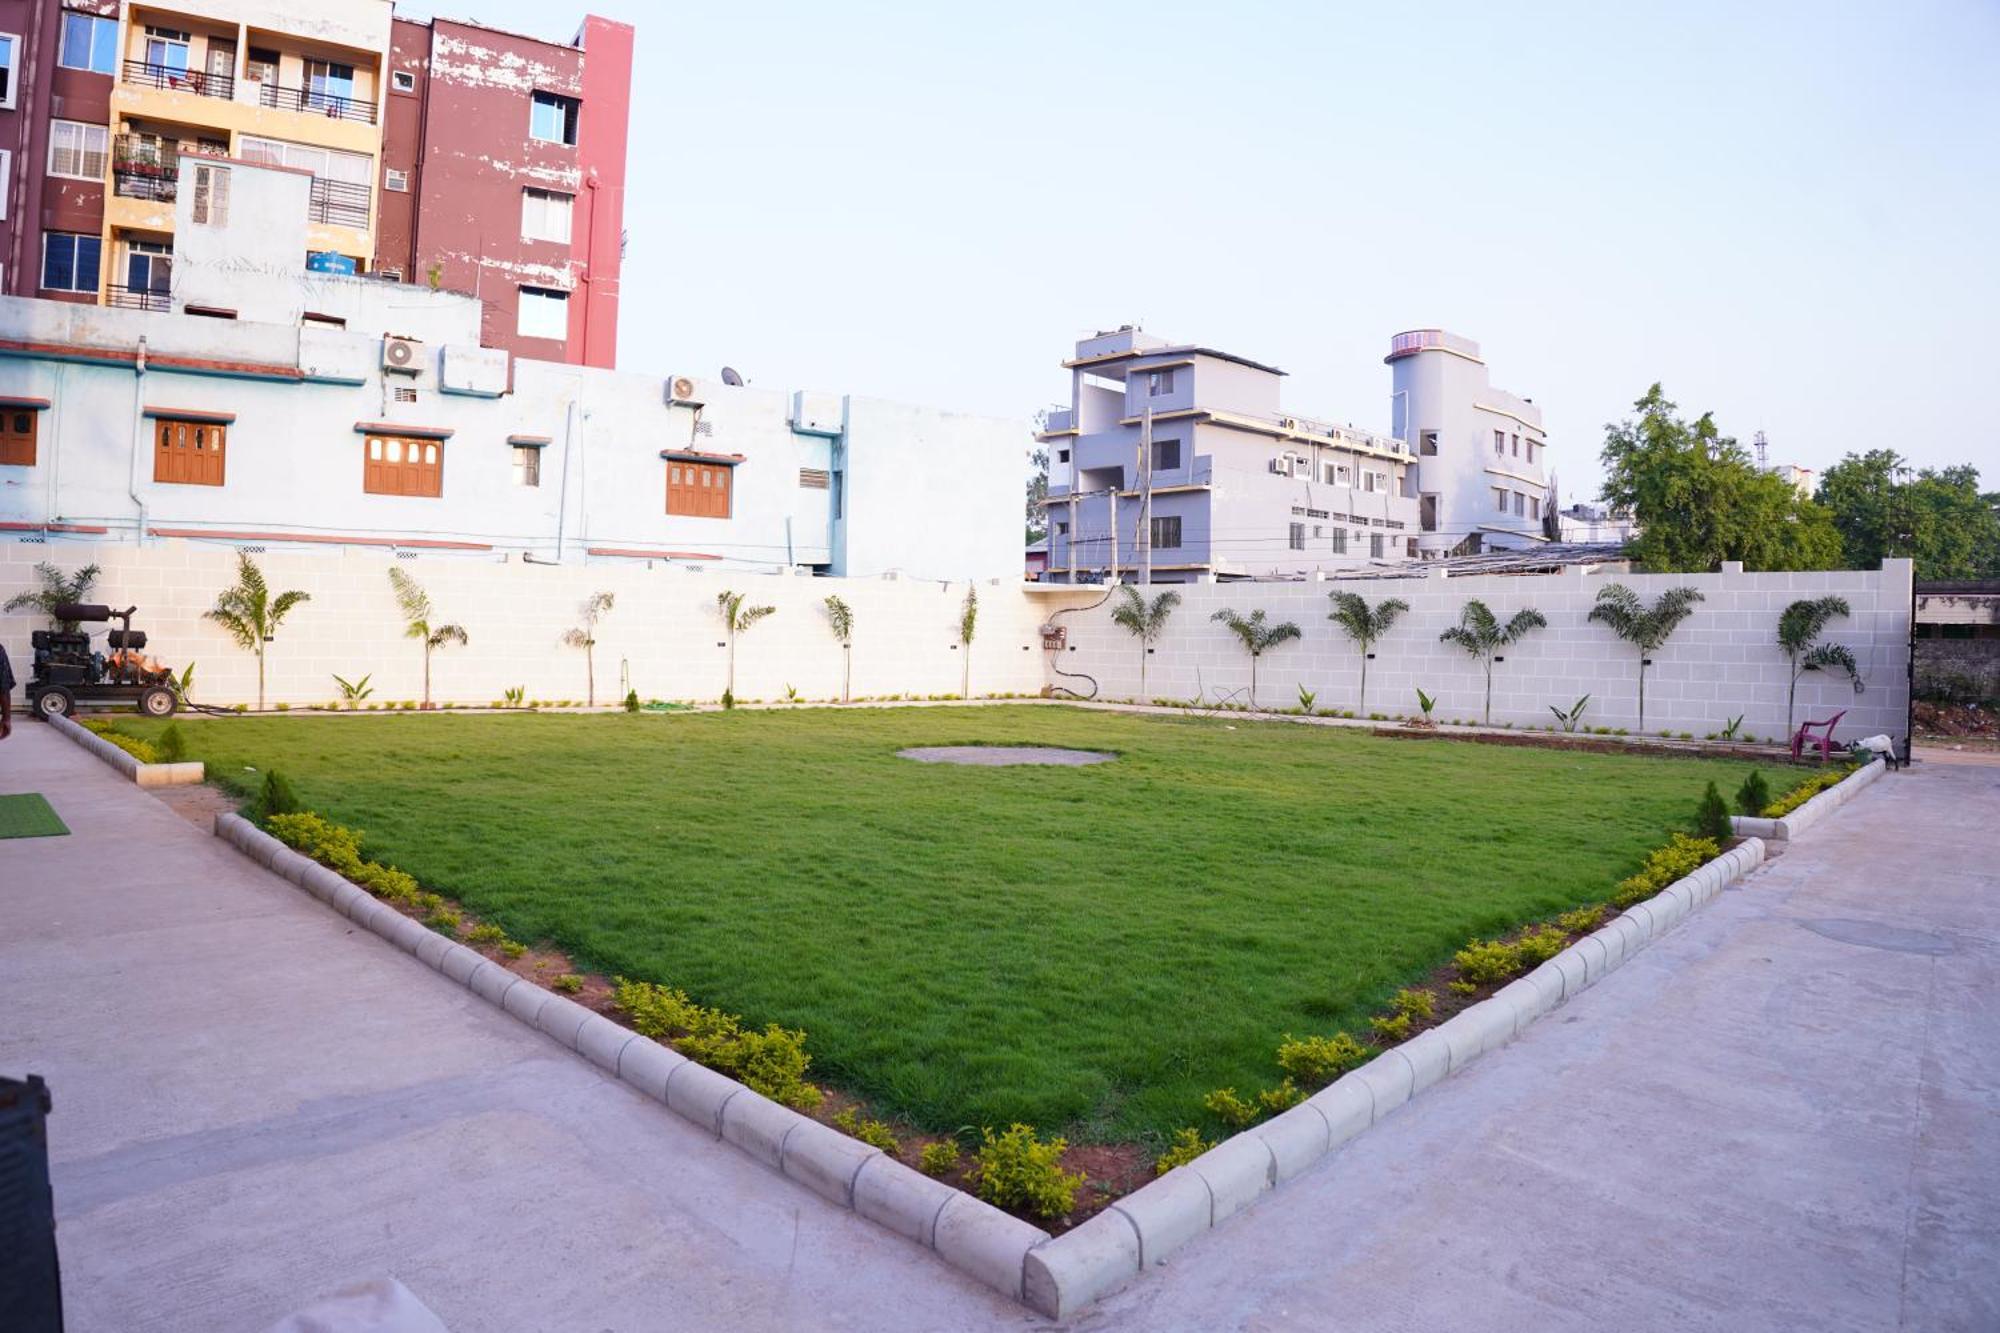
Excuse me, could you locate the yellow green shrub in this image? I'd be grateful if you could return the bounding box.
[919,1140,961,1177]
[1202,1086,1259,1128]
[970,1124,1083,1220]
[833,1106,900,1154]
[1256,1078,1304,1114]
[1276,1031,1373,1084]
[1761,766,1856,818]
[1154,1127,1211,1175]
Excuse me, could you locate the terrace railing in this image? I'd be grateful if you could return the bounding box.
[112,136,180,201]
[106,284,172,313]
[122,60,233,100]
[257,83,378,124]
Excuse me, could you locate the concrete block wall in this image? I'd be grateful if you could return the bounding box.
[1055,562,1913,742]
[0,539,1058,708]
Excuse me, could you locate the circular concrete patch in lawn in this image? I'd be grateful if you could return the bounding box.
[897,745,1116,767]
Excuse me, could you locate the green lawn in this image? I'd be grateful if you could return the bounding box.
[113,706,1789,1144]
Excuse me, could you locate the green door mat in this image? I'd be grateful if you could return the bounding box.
[0,794,69,839]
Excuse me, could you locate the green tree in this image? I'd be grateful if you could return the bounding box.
[1816,450,2000,580]
[1776,596,1864,737]
[1585,583,1704,731]
[1025,445,1049,544]
[559,591,614,707]
[204,552,310,711]
[1326,591,1409,715]
[1110,584,1181,699]
[387,566,467,709]
[1599,385,1842,572]
[957,584,979,698]
[717,590,775,700]
[4,561,101,631]
[1209,608,1300,708]
[823,595,854,702]
[1438,599,1548,725]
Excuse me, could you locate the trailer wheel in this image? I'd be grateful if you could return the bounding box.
[139,686,178,718]
[34,688,75,720]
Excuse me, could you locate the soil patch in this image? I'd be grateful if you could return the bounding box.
[149,782,237,830]
[897,745,1115,767]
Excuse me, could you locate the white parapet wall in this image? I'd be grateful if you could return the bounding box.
[1054,562,1914,742]
[0,539,1077,709]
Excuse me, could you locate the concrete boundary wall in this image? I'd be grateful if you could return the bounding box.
[210,814,1051,1306]
[46,713,205,787]
[2,539,1076,709]
[1056,562,1913,743]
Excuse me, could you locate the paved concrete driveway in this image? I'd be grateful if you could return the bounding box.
[3,723,1995,1332]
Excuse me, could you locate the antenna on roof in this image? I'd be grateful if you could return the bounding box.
[721,367,745,387]
[1754,430,1768,469]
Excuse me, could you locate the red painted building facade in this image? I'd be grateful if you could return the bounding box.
[376,14,630,369]
[0,0,118,307]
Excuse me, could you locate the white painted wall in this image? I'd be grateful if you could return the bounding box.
[0,539,1065,708]
[1055,563,1913,742]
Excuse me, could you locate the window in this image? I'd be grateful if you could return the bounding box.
[306,59,356,110]
[124,239,172,294]
[1150,515,1181,549]
[0,410,36,466]
[1289,522,1305,551]
[1147,367,1176,396]
[1420,494,1438,532]
[191,163,229,225]
[517,286,568,340]
[392,69,416,93]
[1334,463,1352,486]
[513,446,541,488]
[246,48,279,84]
[1362,470,1382,494]
[1511,433,1520,457]
[1493,429,1506,457]
[0,150,9,221]
[521,187,573,244]
[529,90,580,145]
[667,460,732,518]
[798,467,830,489]
[1492,486,1508,513]
[0,32,17,109]
[1419,430,1438,456]
[41,232,101,293]
[49,120,109,181]
[152,417,227,486]
[144,25,191,73]
[1056,448,1070,463]
[385,168,409,192]
[1370,533,1385,559]
[1151,438,1180,471]
[302,312,346,328]
[1529,496,1542,521]
[58,13,117,75]
[1512,491,1526,516]
[1055,520,1069,536]
[364,434,444,497]
[1407,537,1420,558]
[1330,527,1347,555]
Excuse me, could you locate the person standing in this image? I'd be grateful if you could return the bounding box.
[0,642,14,739]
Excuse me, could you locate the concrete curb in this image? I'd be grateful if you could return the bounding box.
[1017,835,1785,1318]
[208,812,1050,1307]
[1731,758,1886,841]
[46,713,204,786]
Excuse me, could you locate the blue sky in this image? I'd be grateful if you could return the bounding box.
[419,1,1999,497]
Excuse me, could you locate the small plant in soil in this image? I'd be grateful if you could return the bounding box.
[1153,1127,1211,1175]
[919,1140,962,1178]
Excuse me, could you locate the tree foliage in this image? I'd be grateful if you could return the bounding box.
[4,561,101,630]
[1438,599,1548,724]
[204,552,310,710]
[1776,595,1864,735]
[1025,446,1050,544]
[1815,449,2000,580]
[1209,607,1301,707]
[1587,582,1703,730]
[1599,385,1842,572]
[1326,591,1409,714]
[1112,585,1181,698]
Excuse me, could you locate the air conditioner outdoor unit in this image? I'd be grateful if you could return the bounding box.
[382,336,422,374]
[1269,456,1290,475]
[1280,417,1297,430]
[667,375,701,405]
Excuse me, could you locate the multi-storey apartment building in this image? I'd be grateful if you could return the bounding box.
[1385,328,1551,557]
[1037,327,1421,583]
[0,152,1024,581]
[0,0,627,367]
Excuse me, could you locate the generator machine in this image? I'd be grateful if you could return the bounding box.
[26,603,180,720]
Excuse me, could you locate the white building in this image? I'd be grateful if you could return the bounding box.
[1386,329,1552,557]
[0,156,1024,580]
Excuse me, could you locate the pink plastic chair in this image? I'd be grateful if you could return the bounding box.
[1791,709,1847,762]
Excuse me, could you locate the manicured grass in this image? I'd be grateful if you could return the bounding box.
[113,706,1795,1144]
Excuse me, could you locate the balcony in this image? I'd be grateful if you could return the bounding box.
[258,82,378,125]
[106,284,172,313]
[123,60,233,101]
[307,178,371,230]
[112,136,180,201]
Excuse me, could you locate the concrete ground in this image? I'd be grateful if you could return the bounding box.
[3,723,1995,1331]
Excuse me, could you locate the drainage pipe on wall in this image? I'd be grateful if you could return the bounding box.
[126,337,149,542]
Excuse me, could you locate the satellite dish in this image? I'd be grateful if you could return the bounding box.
[720,366,744,387]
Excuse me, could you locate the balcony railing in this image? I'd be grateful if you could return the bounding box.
[106,284,172,313]
[307,177,371,230]
[112,135,180,201]
[123,59,234,100]
[257,82,378,124]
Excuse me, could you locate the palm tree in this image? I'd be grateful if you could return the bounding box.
[560,591,614,707]
[1326,591,1409,715]
[957,584,978,699]
[1437,599,1547,725]
[1586,583,1703,731]
[204,551,309,711]
[1110,584,1180,699]
[4,561,101,631]
[824,595,854,702]
[1209,607,1301,708]
[387,566,468,709]
[1777,596,1864,737]
[717,590,775,700]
